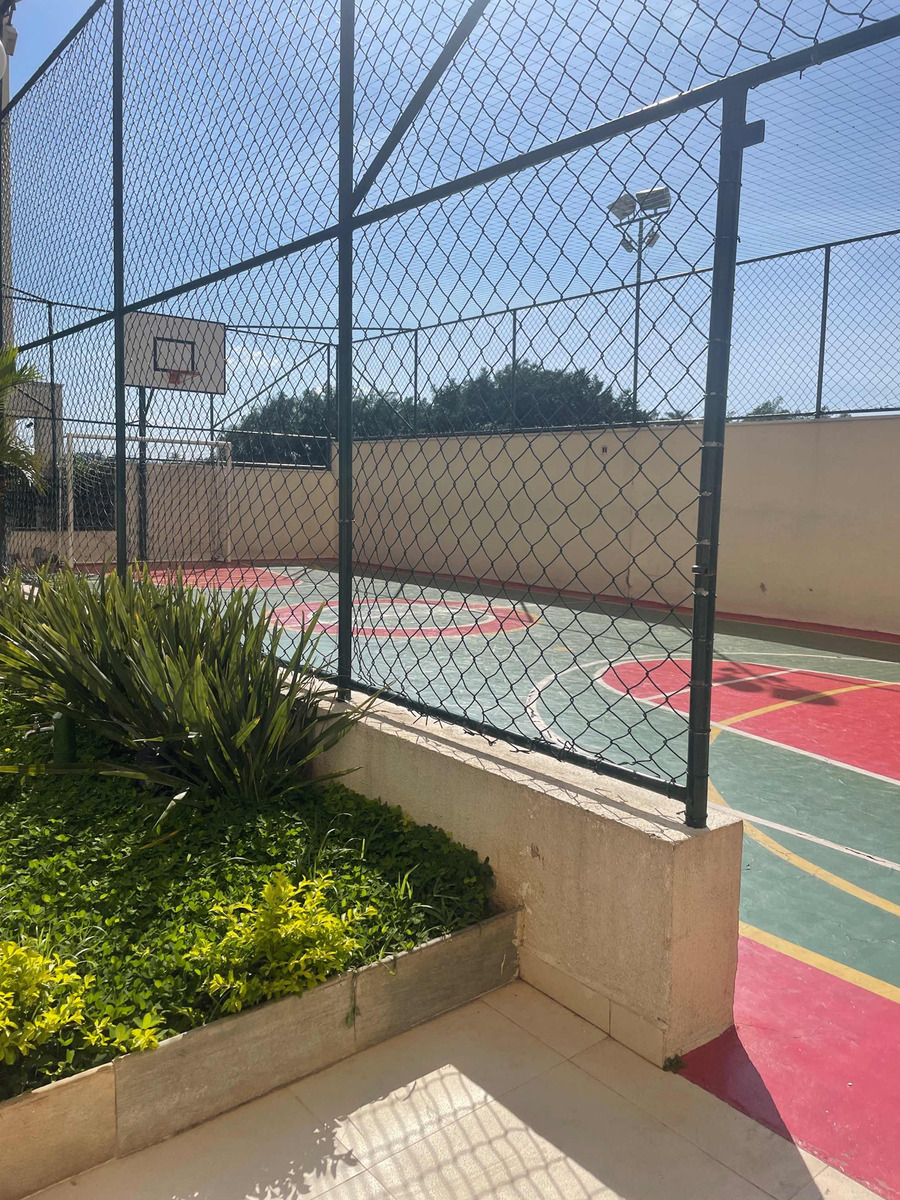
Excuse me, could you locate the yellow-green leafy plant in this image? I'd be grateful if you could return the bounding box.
[187,872,368,1013]
[0,940,87,1067]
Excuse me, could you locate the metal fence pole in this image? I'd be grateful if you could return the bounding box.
[510,308,518,425]
[686,86,764,828]
[137,386,148,561]
[412,328,419,434]
[815,244,831,418]
[112,0,127,579]
[336,0,355,697]
[47,301,59,546]
[632,219,643,422]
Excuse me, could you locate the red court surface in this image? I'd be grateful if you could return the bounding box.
[271,597,537,638]
[602,652,900,1196]
[601,658,900,780]
[148,566,297,589]
[683,936,900,1200]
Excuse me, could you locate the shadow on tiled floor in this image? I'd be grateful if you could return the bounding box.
[31,982,878,1200]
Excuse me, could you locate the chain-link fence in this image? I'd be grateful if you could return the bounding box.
[3,0,899,824]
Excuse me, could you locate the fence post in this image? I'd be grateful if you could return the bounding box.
[413,328,419,434]
[686,86,764,828]
[0,68,9,571]
[137,386,148,561]
[47,301,59,546]
[815,244,831,418]
[510,308,518,426]
[336,0,355,698]
[112,0,127,579]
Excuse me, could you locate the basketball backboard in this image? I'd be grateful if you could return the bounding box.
[123,312,227,394]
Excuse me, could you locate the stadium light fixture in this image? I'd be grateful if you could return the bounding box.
[607,191,636,221]
[607,182,674,416]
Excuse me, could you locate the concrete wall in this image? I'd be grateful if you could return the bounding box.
[229,464,337,563]
[353,426,702,610]
[9,462,337,568]
[717,415,900,634]
[314,697,743,1066]
[352,416,899,634]
[10,416,897,634]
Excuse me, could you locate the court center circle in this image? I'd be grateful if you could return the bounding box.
[270,596,536,639]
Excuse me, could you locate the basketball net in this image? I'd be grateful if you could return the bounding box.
[167,369,199,387]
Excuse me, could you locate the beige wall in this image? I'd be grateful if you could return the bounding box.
[353,426,702,611]
[229,464,337,563]
[353,416,900,635]
[717,416,900,634]
[11,417,897,634]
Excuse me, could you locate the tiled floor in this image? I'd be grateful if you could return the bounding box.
[31,982,880,1200]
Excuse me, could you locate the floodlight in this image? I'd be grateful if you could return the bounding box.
[608,191,636,220]
[636,186,672,214]
[620,232,636,252]
[644,227,660,248]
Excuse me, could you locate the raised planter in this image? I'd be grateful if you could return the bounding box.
[0,909,519,1200]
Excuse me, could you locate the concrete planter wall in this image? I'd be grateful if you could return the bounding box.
[0,909,519,1200]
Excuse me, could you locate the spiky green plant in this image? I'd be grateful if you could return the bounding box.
[0,567,368,809]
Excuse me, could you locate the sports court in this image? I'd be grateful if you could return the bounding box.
[161,559,900,1196]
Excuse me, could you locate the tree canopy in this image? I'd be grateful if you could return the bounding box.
[221,361,640,462]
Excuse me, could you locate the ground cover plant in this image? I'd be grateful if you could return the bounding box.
[0,573,493,1100]
[0,698,492,1099]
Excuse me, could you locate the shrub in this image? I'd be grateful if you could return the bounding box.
[0,567,368,809]
[0,941,87,1068]
[187,872,366,1014]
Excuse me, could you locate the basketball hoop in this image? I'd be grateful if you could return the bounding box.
[167,369,199,388]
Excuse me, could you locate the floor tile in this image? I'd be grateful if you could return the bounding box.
[573,1037,825,1199]
[482,981,607,1057]
[292,999,563,1167]
[371,1060,772,1200]
[318,1172,396,1198]
[31,1088,366,1200]
[792,1166,885,1200]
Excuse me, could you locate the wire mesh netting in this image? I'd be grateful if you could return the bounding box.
[3,0,899,818]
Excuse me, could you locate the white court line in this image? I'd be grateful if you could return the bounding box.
[525,658,900,864]
[636,667,796,706]
[712,722,900,788]
[708,802,900,872]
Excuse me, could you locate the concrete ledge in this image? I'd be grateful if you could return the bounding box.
[313,696,743,1067]
[0,1063,116,1200]
[0,910,518,1199]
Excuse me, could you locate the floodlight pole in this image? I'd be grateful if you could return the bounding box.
[632,218,644,423]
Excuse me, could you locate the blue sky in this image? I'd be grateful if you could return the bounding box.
[9,0,95,95]
[6,0,900,433]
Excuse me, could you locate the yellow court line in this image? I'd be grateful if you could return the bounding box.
[711,780,900,917]
[740,922,900,1005]
[715,679,897,728]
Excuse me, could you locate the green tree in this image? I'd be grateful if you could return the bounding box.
[0,347,44,569]
[422,361,642,433]
[222,385,417,462]
[746,396,793,419]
